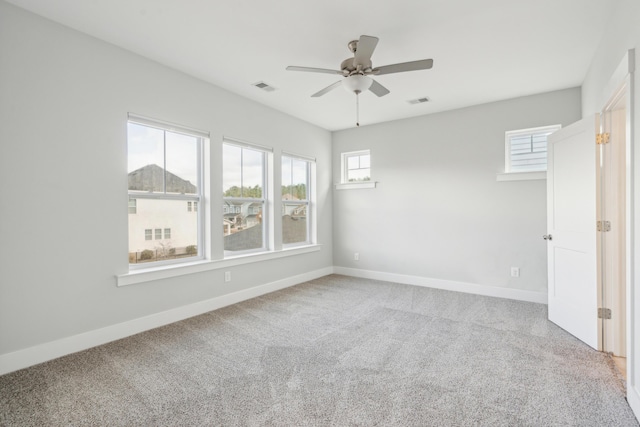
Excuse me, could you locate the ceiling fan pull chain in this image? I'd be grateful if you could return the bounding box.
[356,92,360,127]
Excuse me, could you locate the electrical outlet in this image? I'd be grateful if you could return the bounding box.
[510,267,520,278]
[224,271,231,282]
[354,252,359,261]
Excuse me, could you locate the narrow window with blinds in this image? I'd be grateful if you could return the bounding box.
[505,125,561,173]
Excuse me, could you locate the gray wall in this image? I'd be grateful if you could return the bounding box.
[332,88,582,294]
[0,2,332,356]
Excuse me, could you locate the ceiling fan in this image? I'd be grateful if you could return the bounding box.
[286,35,434,126]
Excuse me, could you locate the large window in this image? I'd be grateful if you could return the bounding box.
[127,115,205,265]
[282,154,312,246]
[505,125,561,173]
[341,150,370,183]
[222,140,269,255]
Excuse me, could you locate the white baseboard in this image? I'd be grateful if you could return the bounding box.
[628,383,640,423]
[333,266,547,304]
[0,267,333,376]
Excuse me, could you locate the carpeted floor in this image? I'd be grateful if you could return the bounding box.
[1,274,637,426]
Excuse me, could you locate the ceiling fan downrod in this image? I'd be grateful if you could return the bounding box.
[355,91,360,127]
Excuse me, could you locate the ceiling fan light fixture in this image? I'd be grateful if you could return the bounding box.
[343,75,373,94]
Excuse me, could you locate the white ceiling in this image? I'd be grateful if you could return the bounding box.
[7,0,614,131]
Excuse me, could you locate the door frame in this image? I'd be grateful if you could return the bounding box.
[598,83,629,357]
[598,49,635,407]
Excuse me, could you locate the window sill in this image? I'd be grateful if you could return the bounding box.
[116,244,322,287]
[335,182,377,190]
[496,171,546,182]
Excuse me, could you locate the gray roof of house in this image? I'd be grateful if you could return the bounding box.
[128,164,196,193]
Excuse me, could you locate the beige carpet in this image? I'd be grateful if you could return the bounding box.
[1,274,637,426]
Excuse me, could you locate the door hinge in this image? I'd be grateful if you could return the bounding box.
[596,133,610,144]
[597,220,611,232]
[598,308,612,319]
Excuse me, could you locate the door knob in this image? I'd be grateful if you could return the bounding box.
[543,234,553,241]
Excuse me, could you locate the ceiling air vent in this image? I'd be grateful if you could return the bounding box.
[253,81,276,92]
[407,97,430,105]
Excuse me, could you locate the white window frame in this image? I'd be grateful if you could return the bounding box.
[498,124,561,181]
[222,137,272,258]
[341,149,371,183]
[282,152,315,248]
[127,114,207,268]
[336,149,376,189]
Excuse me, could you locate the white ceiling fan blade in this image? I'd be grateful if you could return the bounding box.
[354,35,379,66]
[373,59,434,75]
[311,80,343,97]
[369,79,390,97]
[286,66,343,75]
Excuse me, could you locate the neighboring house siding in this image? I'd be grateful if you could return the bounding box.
[128,198,197,252]
[128,165,198,257]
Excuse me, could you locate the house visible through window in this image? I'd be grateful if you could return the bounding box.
[342,150,371,183]
[505,125,561,173]
[282,154,313,246]
[127,114,205,265]
[222,139,269,255]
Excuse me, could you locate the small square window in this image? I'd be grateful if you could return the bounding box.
[505,125,561,173]
[155,228,162,240]
[145,229,152,241]
[164,228,171,239]
[341,150,371,183]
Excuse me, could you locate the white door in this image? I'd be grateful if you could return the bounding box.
[547,115,598,349]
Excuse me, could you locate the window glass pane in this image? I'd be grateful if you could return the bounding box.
[347,168,370,182]
[127,123,164,192]
[282,156,308,201]
[129,199,199,263]
[359,154,370,169]
[165,131,198,194]
[242,148,264,198]
[282,202,308,245]
[347,155,360,170]
[223,144,242,197]
[223,201,264,252]
[282,156,293,199]
[509,134,548,172]
[506,126,559,173]
[291,159,308,200]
